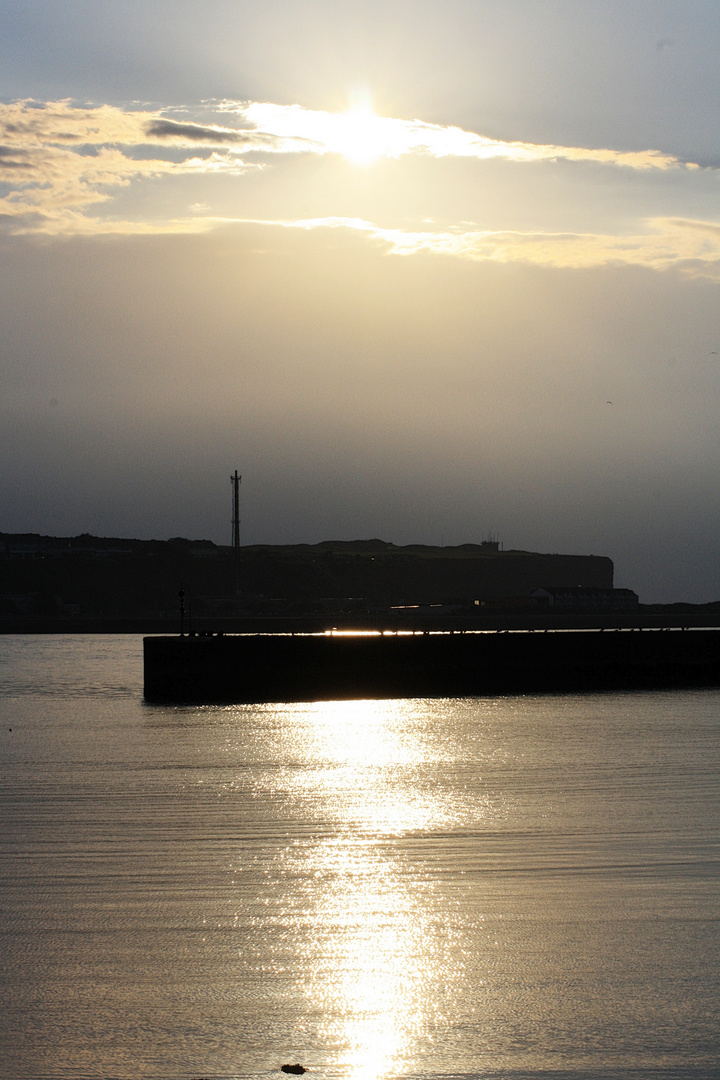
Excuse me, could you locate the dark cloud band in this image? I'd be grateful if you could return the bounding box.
[145,119,250,145]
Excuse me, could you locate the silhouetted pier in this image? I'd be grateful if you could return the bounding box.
[143,628,720,704]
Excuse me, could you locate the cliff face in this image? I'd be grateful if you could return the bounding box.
[0,534,613,617]
[239,547,613,605]
[400,552,614,603]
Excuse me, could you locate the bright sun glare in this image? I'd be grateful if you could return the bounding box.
[334,107,387,165]
[243,97,409,166]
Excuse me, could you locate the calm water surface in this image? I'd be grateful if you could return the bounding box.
[1,635,719,1080]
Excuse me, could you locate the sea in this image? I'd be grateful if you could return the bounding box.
[1,634,719,1080]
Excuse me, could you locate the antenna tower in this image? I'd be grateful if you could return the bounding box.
[231,471,241,594]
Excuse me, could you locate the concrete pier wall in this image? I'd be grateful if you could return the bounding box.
[143,629,720,704]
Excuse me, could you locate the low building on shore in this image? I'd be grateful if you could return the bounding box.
[529,586,639,612]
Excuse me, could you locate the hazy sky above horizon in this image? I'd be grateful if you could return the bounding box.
[1,0,719,602]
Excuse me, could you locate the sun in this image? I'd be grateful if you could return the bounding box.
[242,98,408,165]
[332,106,389,165]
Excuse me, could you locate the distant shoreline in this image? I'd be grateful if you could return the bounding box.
[2,609,720,635]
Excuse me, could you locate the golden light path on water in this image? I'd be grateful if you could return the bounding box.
[4,634,719,1080]
[274,698,479,1080]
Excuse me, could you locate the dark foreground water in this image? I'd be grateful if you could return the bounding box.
[1,635,719,1080]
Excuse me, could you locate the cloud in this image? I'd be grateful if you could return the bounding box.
[0,100,260,232]
[0,97,717,277]
[145,118,250,143]
[260,214,720,277]
[143,116,290,153]
[0,99,149,146]
[235,100,693,171]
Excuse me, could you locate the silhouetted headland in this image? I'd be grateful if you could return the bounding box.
[2,531,719,634]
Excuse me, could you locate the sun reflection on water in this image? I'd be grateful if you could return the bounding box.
[286,698,459,836]
[276,699,467,1078]
[303,835,445,1080]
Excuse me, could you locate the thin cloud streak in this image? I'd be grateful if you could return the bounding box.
[252,214,720,277]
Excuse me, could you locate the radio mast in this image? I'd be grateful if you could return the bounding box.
[231,471,241,595]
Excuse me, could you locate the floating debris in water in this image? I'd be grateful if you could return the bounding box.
[281,1065,306,1074]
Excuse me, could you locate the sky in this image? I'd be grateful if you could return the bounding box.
[1,0,719,602]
